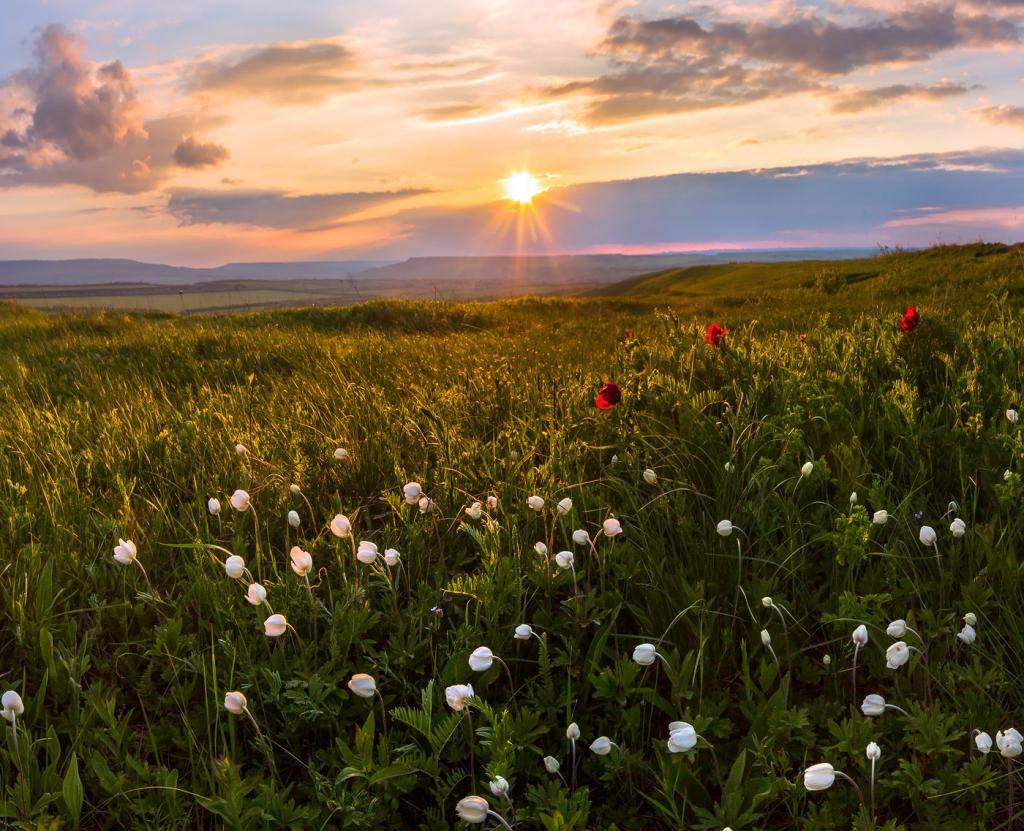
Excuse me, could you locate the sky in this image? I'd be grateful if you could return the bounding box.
[2,0,1024,265]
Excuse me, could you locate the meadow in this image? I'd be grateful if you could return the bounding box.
[0,244,1022,829]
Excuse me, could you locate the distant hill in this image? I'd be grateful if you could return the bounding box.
[0,259,394,286]
[0,249,875,288]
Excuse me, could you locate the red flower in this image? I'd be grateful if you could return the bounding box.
[706,323,728,347]
[595,381,621,411]
[900,306,920,333]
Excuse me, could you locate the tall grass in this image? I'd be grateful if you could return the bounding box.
[0,289,1021,829]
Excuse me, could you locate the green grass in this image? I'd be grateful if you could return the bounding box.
[0,247,1022,829]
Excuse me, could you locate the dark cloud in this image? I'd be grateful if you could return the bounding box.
[828,81,975,113]
[1,24,145,161]
[165,187,430,229]
[975,104,1024,124]
[185,41,357,102]
[173,135,230,168]
[0,25,226,192]
[548,7,1017,123]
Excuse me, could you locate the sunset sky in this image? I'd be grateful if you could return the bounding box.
[2,1,1024,265]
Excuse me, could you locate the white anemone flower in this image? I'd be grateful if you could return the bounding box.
[330,514,352,538]
[229,489,250,512]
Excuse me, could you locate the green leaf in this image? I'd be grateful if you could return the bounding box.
[63,751,83,828]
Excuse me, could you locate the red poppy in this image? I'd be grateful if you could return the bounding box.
[624,329,635,342]
[900,306,920,333]
[595,381,621,411]
[706,323,728,347]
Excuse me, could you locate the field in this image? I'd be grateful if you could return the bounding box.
[0,243,1023,829]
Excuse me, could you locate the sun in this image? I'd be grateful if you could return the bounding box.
[501,172,545,205]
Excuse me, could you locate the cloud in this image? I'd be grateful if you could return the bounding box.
[173,136,229,168]
[976,104,1024,125]
[546,6,1017,123]
[184,40,357,102]
[0,25,227,192]
[1,24,146,161]
[165,187,430,229]
[827,81,974,113]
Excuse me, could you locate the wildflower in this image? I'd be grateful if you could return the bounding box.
[384,548,401,567]
[861,694,886,717]
[469,647,495,672]
[229,489,250,511]
[289,484,301,495]
[113,538,137,565]
[403,482,422,505]
[852,625,869,646]
[1,691,24,723]
[595,381,622,410]
[976,731,993,753]
[866,742,880,761]
[850,492,858,505]
[566,723,580,740]
[950,518,966,538]
[225,555,245,579]
[589,736,613,755]
[347,674,376,699]
[900,305,920,332]
[208,498,221,516]
[466,502,483,520]
[235,443,247,456]
[289,547,313,577]
[514,624,534,640]
[1007,409,1019,425]
[224,691,247,715]
[572,529,590,545]
[356,541,378,564]
[803,763,836,791]
[958,624,976,644]
[486,496,498,509]
[860,693,909,718]
[886,620,906,638]
[418,495,434,513]
[330,514,352,538]
[914,511,924,522]
[632,643,657,666]
[801,461,813,477]
[245,583,266,605]
[643,468,657,484]
[872,510,889,525]
[445,684,475,711]
[716,519,735,537]
[489,776,510,797]
[964,612,977,627]
[555,550,574,569]
[602,517,623,537]
[534,542,548,557]
[455,796,490,824]
[706,323,727,347]
[885,641,911,669]
[543,756,560,773]
[919,526,937,545]
[667,722,697,752]
[287,510,300,528]
[264,614,288,637]
[527,495,545,511]
[997,729,1023,758]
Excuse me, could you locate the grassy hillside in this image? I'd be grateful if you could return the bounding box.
[0,249,1022,828]
[596,242,1024,321]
